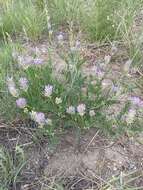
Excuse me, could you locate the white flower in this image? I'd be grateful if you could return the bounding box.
[7,77,15,85]
[102,79,113,90]
[89,110,95,117]
[8,86,19,97]
[66,106,76,114]
[123,59,132,73]
[45,118,52,125]
[77,104,86,116]
[44,85,53,97]
[30,111,37,120]
[75,40,80,49]
[104,55,111,64]
[57,33,64,41]
[55,97,62,104]
[125,109,136,124]
[7,77,19,97]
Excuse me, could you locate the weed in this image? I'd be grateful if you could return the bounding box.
[0,145,26,189]
[40,0,142,41]
[0,0,142,41]
[0,0,48,40]
[6,38,142,137]
[0,41,22,120]
[101,170,143,190]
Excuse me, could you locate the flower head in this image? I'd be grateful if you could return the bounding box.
[45,118,52,125]
[104,55,111,64]
[93,66,104,79]
[19,77,28,91]
[8,86,19,97]
[55,97,62,104]
[129,96,143,107]
[44,85,53,97]
[66,106,76,114]
[7,77,19,97]
[125,109,136,124]
[30,111,36,120]
[89,110,95,117]
[33,58,44,66]
[112,85,119,92]
[123,59,132,73]
[75,40,81,49]
[16,98,27,109]
[102,79,113,90]
[7,77,15,87]
[77,104,86,116]
[33,112,46,126]
[57,33,64,41]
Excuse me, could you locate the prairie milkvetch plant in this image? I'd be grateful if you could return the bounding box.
[7,38,141,136]
[126,96,143,126]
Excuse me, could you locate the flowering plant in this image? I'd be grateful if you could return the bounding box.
[7,41,142,137]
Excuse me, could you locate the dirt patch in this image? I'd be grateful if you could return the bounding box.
[44,129,143,178]
[1,125,142,190]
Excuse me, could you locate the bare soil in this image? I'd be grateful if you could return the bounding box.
[0,123,143,190]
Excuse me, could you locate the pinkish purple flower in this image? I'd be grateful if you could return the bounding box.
[129,96,143,107]
[44,85,53,97]
[19,77,28,91]
[16,98,27,108]
[93,66,104,79]
[112,85,119,92]
[77,104,86,116]
[33,58,44,65]
[34,112,46,125]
